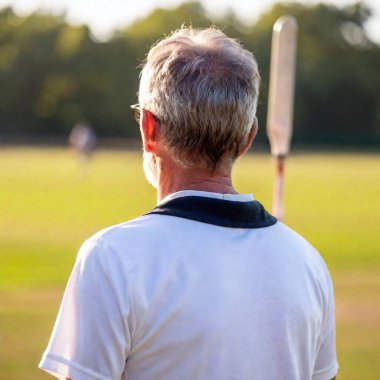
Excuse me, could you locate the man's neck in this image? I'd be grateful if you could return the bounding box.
[156,159,237,203]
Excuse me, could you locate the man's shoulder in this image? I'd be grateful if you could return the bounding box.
[77,214,170,261]
[273,221,316,251]
[273,222,332,283]
[90,214,162,242]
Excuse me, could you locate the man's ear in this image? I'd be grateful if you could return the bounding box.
[240,117,258,156]
[141,109,160,153]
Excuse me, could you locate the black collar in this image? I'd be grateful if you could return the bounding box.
[146,196,277,229]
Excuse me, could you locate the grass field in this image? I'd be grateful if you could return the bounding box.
[0,147,379,379]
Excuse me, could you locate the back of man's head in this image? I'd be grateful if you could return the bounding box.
[139,27,260,171]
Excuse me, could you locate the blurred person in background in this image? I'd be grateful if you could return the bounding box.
[40,27,338,380]
[69,119,97,178]
[69,119,97,160]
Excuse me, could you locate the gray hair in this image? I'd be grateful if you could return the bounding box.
[138,27,260,170]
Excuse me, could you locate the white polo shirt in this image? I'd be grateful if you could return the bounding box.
[40,190,338,380]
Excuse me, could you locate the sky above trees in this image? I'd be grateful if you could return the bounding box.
[0,0,379,41]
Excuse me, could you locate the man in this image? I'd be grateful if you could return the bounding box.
[40,27,338,380]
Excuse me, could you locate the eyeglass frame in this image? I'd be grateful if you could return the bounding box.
[130,104,160,125]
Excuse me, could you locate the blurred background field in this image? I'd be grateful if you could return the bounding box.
[0,147,379,380]
[1,0,380,378]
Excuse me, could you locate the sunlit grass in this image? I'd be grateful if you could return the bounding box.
[237,151,380,269]
[0,147,379,380]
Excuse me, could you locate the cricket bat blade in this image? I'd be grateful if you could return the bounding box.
[266,15,297,157]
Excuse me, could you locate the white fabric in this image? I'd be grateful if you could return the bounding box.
[158,190,254,204]
[40,191,338,380]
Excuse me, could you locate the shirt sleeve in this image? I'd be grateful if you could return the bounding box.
[312,264,338,380]
[39,237,132,380]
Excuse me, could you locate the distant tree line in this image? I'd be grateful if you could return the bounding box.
[0,1,379,145]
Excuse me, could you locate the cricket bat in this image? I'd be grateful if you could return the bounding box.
[266,15,298,221]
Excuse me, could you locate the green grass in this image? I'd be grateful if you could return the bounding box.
[0,147,379,379]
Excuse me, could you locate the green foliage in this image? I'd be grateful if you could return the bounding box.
[121,2,211,43]
[0,2,380,144]
[249,2,380,144]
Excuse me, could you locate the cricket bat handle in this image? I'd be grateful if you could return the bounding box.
[272,156,285,221]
